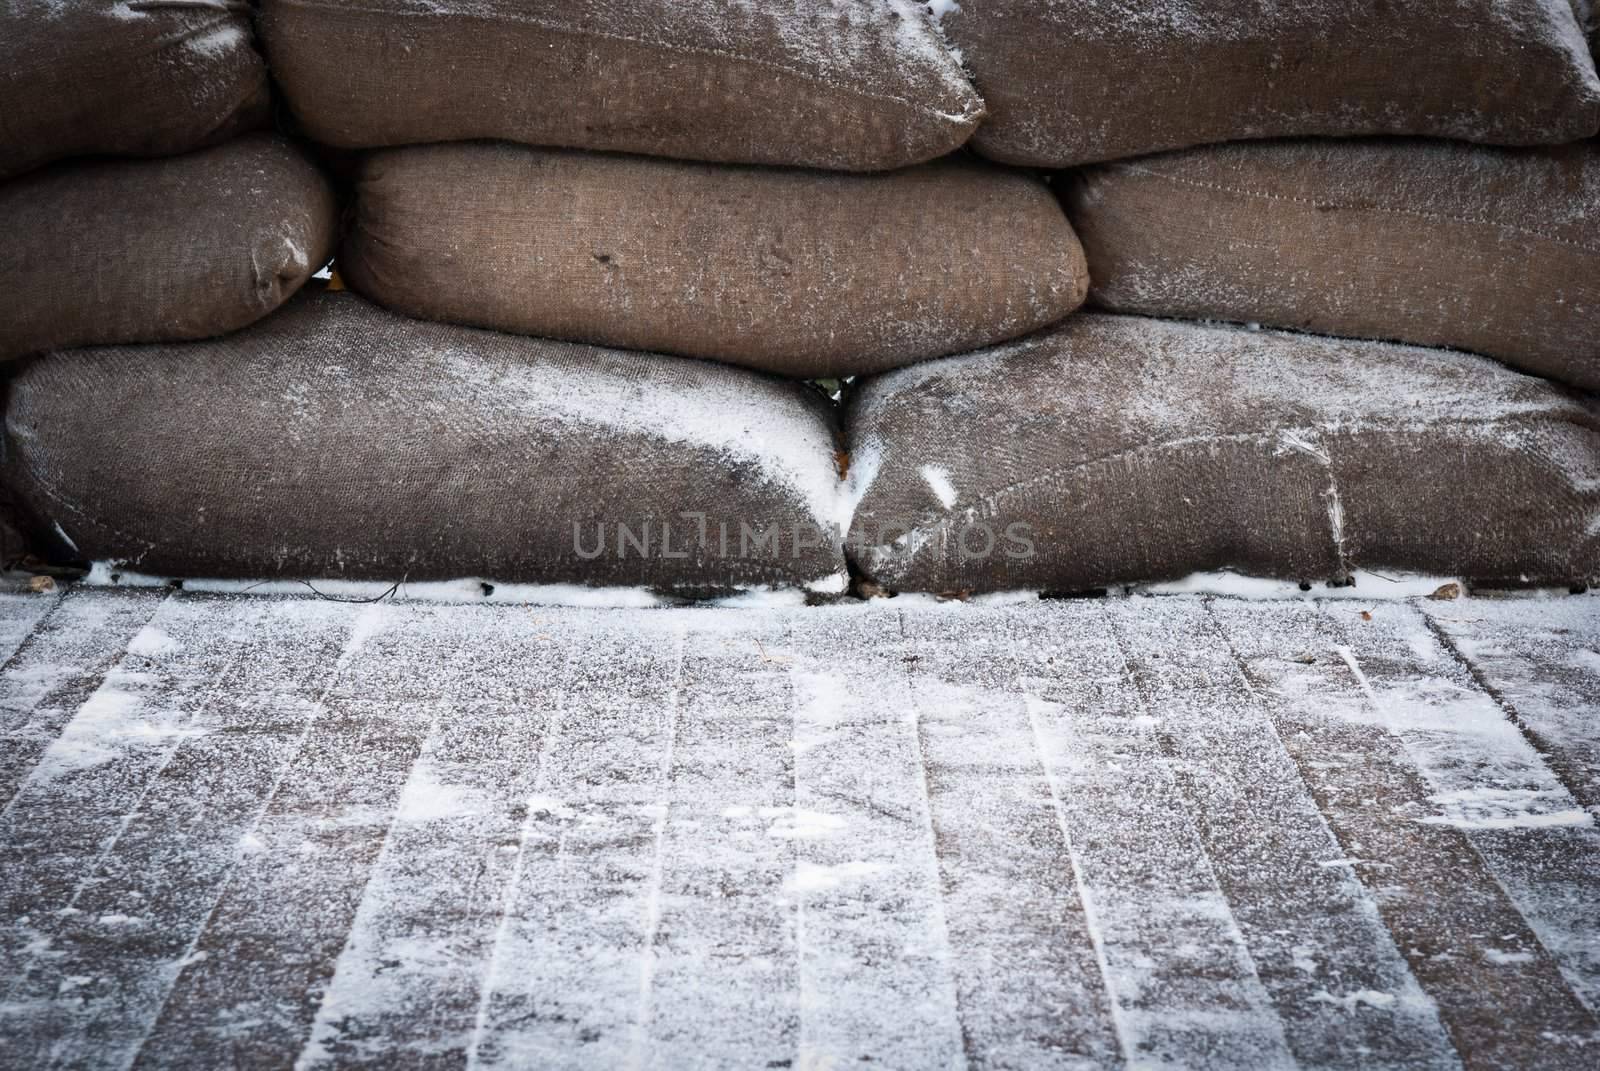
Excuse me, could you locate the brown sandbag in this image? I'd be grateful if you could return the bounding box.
[342,144,1087,378]
[942,1,1600,167]
[2,293,849,596]
[0,136,337,364]
[0,0,269,180]
[1065,139,1600,392]
[845,314,1600,595]
[257,0,982,172]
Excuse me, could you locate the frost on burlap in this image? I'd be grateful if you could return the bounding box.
[258,0,982,171]
[0,136,336,363]
[343,145,1087,378]
[0,0,269,180]
[2,293,849,596]
[845,314,1600,595]
[944,0,1600,166]
[1066,139,1600,392]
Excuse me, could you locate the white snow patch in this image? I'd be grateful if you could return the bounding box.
[1568,648,1600,674]
[790,671,849,753]
[126,626,181,659]
[398,760,482,823]
[1310,989,1397,1012]
[1485,948,1537,966]
[183,23,245,59]
[426,340,846,538]
[28,680,174,778]
[919,465,958,509]
[525,795,575,819]
[761,806,847,840]
[51,521,79,554]
[1144,570,1468,600]
[837,440,884,533]
[1419,788,1592,831]
[806,571,851,596]
[1404,630,1440,664]
[97,914,143,927]
[788,860,887,893]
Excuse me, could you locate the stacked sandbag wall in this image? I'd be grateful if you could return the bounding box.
[0,2,333,577]
[3,1,1599,597]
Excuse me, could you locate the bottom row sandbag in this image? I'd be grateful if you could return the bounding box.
[5,300,1596,595]
[2,292,850,596]
[845,314,1600,594]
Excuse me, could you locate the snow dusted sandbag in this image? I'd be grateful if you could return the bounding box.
[0,0,269,180]
[941,1,1600,167]
[0,136,336,364]
[258,0,982,172]
[2,293,849,596]
[1066,139,1600,391]
[342,144,1087,378]
[845,314,1600,596]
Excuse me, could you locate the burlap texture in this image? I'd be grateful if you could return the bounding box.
[342,144,1086,378]
[943,1,1600,167]
[846,314,1600,595]
[0,0,269,180]
[1066,139,1600,392]
[2,293,848,595]
[0,136,337,364]
[257,0,982,172]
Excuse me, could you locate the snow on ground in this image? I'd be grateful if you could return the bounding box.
[0,587,1595,1068]
[81,560,1542,608]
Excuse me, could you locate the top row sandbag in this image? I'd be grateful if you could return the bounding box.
[0,1,269,181]
[258,0,984,172]
[944,0,1600,167]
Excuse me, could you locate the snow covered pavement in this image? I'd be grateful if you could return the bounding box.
[0,588,1596,1069]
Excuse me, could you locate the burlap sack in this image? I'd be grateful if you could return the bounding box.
[257,0,981,172]
[845,314,1600,595]
[0,136,337,364]
[2,293,849,596]
[942,1,1600,167]
[1065,139,1600,392]
[342,145,1087,378]
[0,1,269,180]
